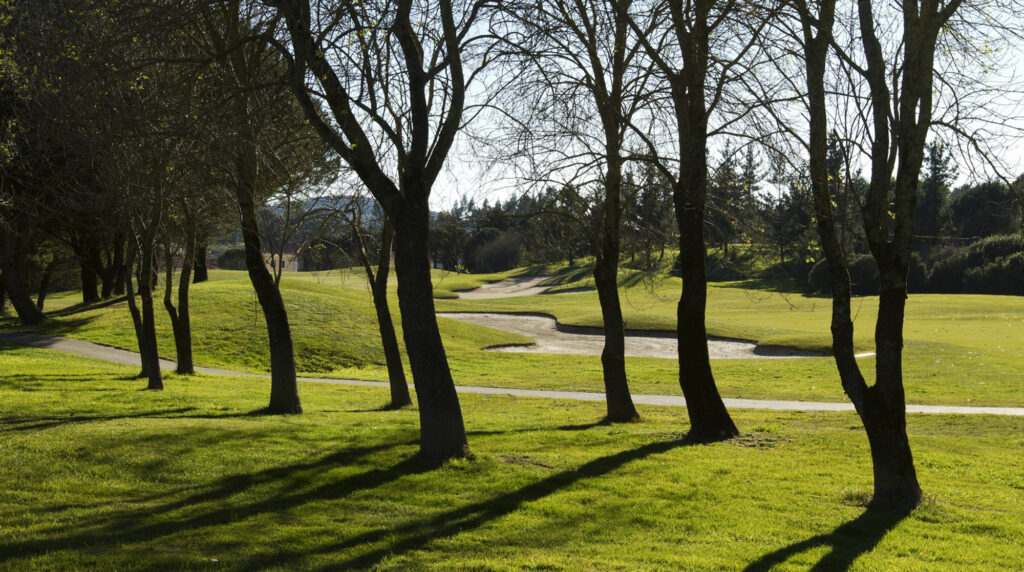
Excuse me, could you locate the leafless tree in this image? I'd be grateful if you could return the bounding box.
[270,0,500,459]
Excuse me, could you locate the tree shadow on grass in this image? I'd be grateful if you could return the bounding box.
[0,407,200,432]
[0,439,423,567]
[239,437,695,570]
[743,505,913,571]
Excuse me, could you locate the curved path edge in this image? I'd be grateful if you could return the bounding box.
[1,331,1021,416]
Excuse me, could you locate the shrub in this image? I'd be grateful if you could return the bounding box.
[470,231,522,273]
[926,234,1023,293]
[964,251,1024,295]
[217,248,247,271]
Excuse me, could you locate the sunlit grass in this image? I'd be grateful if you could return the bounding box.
[0,346,1021,570]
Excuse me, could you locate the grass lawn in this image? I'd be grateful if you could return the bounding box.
[0,345,1021,570]
[3,266,1022,407]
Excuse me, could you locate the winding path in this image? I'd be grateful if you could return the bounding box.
[2,331,1020,416]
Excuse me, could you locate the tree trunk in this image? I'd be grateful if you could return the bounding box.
[124,253,148,377]
[128,243,163,390]
[366,221,412,408]
[374,283,411,408]
[675,197,739,441]
[100,236,124,298]
[236,182,302,414]
[79,259,100,304]
[594,252,637,421]
[35,257,56,311]
[163,229,196,375]
[0,272,7,314]
[193,242,209,283]
[800,2,921,507]
[1,220,45,325]
[113,257,127,296]
[392,198,468,460]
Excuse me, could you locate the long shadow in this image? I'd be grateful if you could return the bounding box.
[240,437,693,570]
[0,406,280,433]
[0,439,422,566]
[743,505,913,572]
[0,407,199,432]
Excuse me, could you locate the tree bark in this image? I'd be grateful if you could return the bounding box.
[392,198,468,459]
[236,178,302,414]
[35,257,56,311]
[100,235,125,298]
[675,193,738,441]
[594,156,638,420]
[163,225,196,375]
[1,219,45,325]
[354,217,412,408]
[79,259,100,304]
[193,241,209,283]
[127,241,163,390]
[0,272,7,314]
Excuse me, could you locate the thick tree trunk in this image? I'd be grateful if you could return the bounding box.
[594,248,638,422]
[0,272,7,314]
[392,199,469,460]
[675,198,738,441]
[193,242,209,283]
[236,184,302,414]
[800,4,921,507]
[1,221,45,325]
[593,152,637,422]
[35,258,56,311]
[79,259,100,304]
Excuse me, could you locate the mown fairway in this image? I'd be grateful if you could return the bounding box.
[7,267,1022,407]
[0,346,1021,570]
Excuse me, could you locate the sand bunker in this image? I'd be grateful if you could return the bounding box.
[438,312,821,360]
[454,275,559,299]
[444,276,823,359]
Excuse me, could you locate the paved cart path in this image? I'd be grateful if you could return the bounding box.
[2,332,1020,416]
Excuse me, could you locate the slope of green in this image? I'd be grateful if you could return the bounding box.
[7,275,529,375]
[3,267,1021,407]
[0,346,1021,570]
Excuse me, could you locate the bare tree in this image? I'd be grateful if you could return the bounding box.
[498,0,662,421]
[183,0,336,414]
[342,196,413,409]
[617,0,775,441]
[270,0,497,459]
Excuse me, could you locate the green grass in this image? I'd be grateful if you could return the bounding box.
[0,345,1021,570]
[6,265,1023,407]
[4,275,530,375]
[434,269,1024,407]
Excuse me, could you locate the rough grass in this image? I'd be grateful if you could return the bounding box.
[0,345,1021,570]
